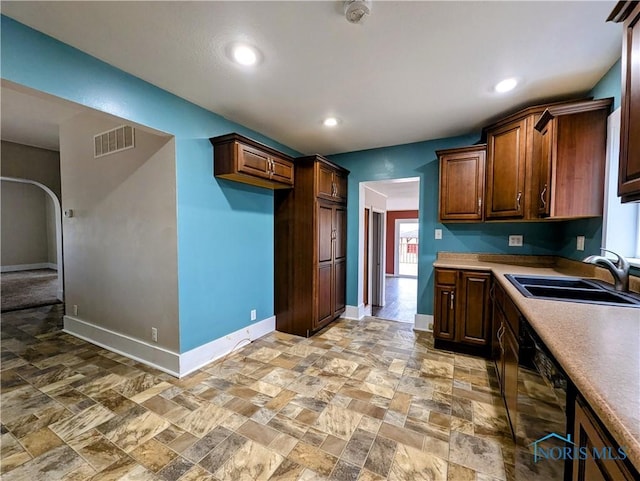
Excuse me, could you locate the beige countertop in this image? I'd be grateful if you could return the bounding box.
[433,253,640,471]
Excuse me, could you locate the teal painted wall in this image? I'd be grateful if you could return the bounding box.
[590,59,622,110]
[331,60,623,316]
[1,16,300,352]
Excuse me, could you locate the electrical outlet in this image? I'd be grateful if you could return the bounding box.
[508,235,523,247]
[151,327,158,343]
[73,305,78,316]
[250,309,257,321]
[434,229,442,240]
[576,235,585,251]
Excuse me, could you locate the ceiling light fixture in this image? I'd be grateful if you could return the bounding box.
[494,78,518,93]
[323,117,339,127]
[344,0,371,24]
[232,44,259,66]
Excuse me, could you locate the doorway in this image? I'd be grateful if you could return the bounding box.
[371,211,384,307]
[395,218,419,277]
[360,178,419,323]
[1,177,64,311]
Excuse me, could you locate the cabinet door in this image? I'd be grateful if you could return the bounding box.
[333,259,346,314]
[439,149,485,221]
[333,206,347,261]
[236,143,270,179]
[456,271,491,346]
[270,156,294,186]
[503,324,519,439]
[318,204,333,263]
[538,120,554,217]
[334,171,348,203]
[572,397,635,481]
[486,119,527,218]
[316,264,333,328]
[434,284,456,341]
[495,314,507,394]
[618,3,640,202]
[317,164,335,201]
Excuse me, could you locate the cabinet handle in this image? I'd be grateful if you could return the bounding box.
[489,283,495,301]
[477,197,482,215]
[540,184,547,208]
[450,292,455,310]
[497,324,505,350]
[516,191,522,210]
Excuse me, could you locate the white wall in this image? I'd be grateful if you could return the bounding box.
[60,112,179,352]
[45,193,57,264]
[387,195,419,211]
[1,141,61,199]
[364,186,387,211]
[1,180,50,267]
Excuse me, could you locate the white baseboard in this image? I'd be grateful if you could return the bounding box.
[179,315,275,377]
[1,262,58,272]
[64,315,180,376]
[63,315,276,378]
[343,304,369,320]
[414,314,433,332]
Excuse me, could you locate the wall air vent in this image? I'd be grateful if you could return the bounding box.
[94,125,135,158]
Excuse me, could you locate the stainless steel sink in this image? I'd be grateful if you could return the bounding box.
[505,274,640,308]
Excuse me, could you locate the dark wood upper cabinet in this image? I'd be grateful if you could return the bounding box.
[534,98,612,218]
[275,155,349,337]
[438,98,610,222]
[315,161,348,203]
[609,1,640,203]
[210,133,294,189]
[437,145,486,222]
[485,118,528,219]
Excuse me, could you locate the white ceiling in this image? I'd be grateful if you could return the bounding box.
[1,1,622,155]
[365,177,420,200]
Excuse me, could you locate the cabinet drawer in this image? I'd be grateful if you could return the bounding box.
[435,268,457,285]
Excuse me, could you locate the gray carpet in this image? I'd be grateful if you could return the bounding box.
[1,269,62,312]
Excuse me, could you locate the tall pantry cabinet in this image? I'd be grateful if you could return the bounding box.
[275,155,349,337]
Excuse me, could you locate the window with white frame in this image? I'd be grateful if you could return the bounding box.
[602,108,640,266]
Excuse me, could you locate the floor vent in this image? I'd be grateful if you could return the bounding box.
[94,125,135,158]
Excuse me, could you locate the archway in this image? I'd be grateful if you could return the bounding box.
[1,176,64,300]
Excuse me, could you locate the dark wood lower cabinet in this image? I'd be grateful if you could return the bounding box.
[433,268,491,355]
[572,396,638,481]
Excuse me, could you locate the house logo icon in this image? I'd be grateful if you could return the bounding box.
[529,433,575,463]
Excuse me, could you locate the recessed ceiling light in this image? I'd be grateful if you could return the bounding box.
[232,44,258,66]
[494,78,518,93]
[323,117,339,127]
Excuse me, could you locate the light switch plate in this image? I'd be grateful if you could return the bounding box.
[576,236,585,251]
[435,229,442,240]
[508,235,523,247]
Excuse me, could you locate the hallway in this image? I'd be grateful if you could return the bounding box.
[371,276,417,323]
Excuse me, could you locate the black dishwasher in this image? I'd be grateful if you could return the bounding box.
[515,318,570,481]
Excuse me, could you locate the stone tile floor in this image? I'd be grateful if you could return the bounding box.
[1,305,516,480]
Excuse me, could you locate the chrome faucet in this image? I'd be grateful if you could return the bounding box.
[583,249,630,292]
